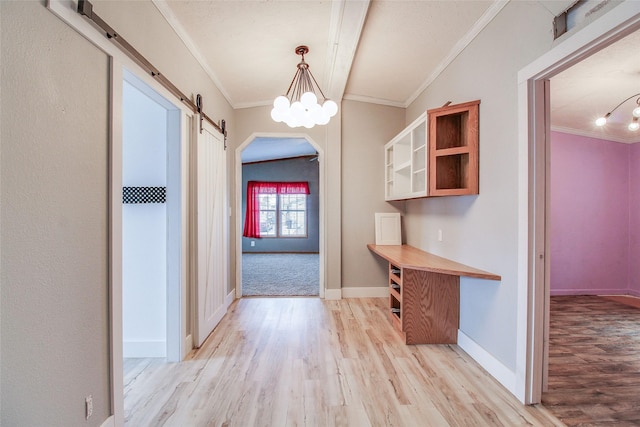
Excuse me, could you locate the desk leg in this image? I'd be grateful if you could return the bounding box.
[402,269,459,344]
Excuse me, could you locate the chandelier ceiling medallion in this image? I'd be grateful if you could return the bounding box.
[595,92,640,131]
[271,45,338,128]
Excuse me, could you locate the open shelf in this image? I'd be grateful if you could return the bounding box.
[428,100,479,197]
[389,264,403,329]
[384,112,428,200]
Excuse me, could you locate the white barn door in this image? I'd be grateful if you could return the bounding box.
[193,117,228,347]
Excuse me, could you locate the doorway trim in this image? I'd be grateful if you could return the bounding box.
[235,133,326,298]
[517,1,640,404]
[121,69,184,362]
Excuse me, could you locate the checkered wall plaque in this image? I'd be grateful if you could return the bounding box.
[122,186,166,204]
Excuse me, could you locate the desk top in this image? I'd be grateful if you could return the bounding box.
[367,244,501,281]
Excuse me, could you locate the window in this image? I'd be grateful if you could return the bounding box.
[243,181,310,238]
[258,193,307,237]
[258,193,277,236]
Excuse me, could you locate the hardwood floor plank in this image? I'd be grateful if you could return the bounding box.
[543,295,640,426]
[125,297,561,426]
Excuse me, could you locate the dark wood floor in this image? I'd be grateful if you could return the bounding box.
[543,295,640,426]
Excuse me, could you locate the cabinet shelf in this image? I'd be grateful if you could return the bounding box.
[433,146,469,156]
[395,160,411,172]
[388,264,403,330]
[428,100,479,196]
[384,112,428,201]
[384,100,479,201]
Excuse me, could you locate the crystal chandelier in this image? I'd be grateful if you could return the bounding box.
[271,45,338,128]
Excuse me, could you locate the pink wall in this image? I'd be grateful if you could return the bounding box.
[630,143,640,295]
[550,131,631,295]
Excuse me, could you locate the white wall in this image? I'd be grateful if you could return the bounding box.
[122,80,167,358]
[405,1,570,373]
[1,2,110,424]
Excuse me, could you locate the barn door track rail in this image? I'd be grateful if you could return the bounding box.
[77,0,227,146]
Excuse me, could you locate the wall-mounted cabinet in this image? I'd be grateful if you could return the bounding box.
[428,100,480,196]
[384,112,427,201]
[384,100,480,201]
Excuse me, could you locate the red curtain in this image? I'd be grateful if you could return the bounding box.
[243,181,310,238]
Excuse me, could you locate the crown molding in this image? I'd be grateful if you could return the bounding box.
[342,93,406,108]
[551,125,640,144]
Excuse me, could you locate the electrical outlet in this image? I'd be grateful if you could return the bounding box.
[85,395,93,420]
[250,240,255,247]
[438,229,443,242]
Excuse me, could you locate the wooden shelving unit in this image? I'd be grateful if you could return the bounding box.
[428,100,480,197]
[368,243,500,345]
[388,264,403,334]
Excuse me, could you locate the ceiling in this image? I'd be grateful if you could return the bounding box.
[550,29,640,144]
[241,137,316,163]
[151,0,640,161]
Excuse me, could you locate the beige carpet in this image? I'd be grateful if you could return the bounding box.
[242,253,319,296]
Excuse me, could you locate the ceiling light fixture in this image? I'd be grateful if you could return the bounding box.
[595,92,640,131]
[271,45,338,129]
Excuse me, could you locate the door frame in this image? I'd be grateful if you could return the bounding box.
[111,60,191,423]
[235,133,326,298]
[517,2,640,404]
[120,69,184,362]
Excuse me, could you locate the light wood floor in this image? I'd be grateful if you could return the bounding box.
[543,295,640,426]
[124,297,562,426]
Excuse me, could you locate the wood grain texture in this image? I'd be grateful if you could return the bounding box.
[428,100,479,196]
[543,295,640,426]
[402,269,459,344]
[124,298,562,426]
[368,244,501,280]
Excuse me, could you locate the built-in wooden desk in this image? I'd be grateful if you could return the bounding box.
[367,244,501,345]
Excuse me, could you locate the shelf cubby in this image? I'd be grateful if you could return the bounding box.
[428,100,479,197]
[384,112,428,200]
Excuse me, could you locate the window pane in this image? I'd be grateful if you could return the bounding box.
[259,210,276,236]
[279,194,307,236]
[258,194,276,210]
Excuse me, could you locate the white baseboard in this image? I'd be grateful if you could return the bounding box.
[341,286,388,298]
[324,288,342,300]
[226,289,235,306]
[123,340,166,358]
[100,415,115,427]
[457,330,517,395]
[183,334,193,359]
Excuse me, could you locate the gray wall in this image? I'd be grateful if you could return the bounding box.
[242,157,319,253]
[341,100,405,288]
[1,2,110,425]
[404,1,572,372]
[0,0,235,424]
